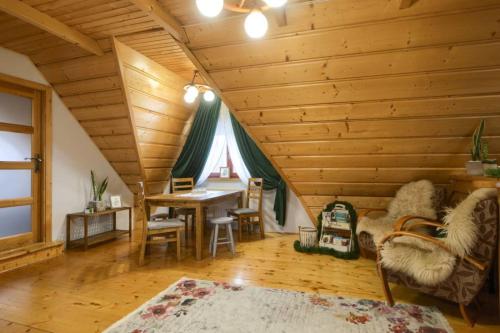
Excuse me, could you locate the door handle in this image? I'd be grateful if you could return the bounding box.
[25,154,43,172]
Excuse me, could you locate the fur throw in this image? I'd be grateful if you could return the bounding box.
[442,188,497,257]
[356,180,437,243]
[380,188,497,286]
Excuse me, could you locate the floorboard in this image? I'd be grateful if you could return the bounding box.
[0,227,498,333]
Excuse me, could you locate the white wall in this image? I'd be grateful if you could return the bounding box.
[0,47,133,242]
[200,179,313,233]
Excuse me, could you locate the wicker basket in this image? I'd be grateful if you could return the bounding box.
[298,226,317,248]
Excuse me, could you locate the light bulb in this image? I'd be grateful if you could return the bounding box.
[184,85,199,104]
[196,0,224,18]
[203,90,215,102]
[263,0,287,8]
[244,10,268,39]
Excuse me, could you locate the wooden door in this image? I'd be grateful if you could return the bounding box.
[0,82,42,251]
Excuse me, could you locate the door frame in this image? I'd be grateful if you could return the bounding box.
[0,72,52,246]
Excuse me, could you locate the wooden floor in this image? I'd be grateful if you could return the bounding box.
[0,229,499,333]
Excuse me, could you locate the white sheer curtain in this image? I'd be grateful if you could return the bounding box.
[197,103,251,186]
[196,108,227,186]
[220,104,251,183]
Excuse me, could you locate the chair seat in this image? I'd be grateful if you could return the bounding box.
[230,208,258,215]
[148,219,184,230]
[210,216,234,224]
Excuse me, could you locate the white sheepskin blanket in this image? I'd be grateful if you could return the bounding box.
[380,188,497,286]
[356,180,437,244]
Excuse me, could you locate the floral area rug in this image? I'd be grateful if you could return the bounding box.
[103,278,454,333]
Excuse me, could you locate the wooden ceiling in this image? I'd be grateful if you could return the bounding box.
[0,0,499,221]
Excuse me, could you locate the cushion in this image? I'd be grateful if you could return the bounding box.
[231,208,258,215]
[148,218,184,230]
[210,217,234,224]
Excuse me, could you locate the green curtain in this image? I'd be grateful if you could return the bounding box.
[171,97,221,182]
[230,114,287,226]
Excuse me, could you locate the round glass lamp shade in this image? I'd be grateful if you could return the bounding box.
[184,85,199,104]
[263,0,288,7]
[203,90,216,102]
[196,0,224,18]
[244,10,268,39]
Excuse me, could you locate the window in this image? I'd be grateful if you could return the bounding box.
[208,142,239,178]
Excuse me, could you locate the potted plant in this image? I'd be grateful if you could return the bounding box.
[89,170,108,212]
[480,141,498,172]
[466,120,486,176]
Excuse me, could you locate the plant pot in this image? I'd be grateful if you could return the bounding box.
[466,161,484,176]
[89,200,106,212]
[482,159,498,172]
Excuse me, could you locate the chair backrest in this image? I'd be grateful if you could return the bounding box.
[172,177,194,193]
[247,178,263,211]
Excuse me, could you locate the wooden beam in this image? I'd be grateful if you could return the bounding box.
[129,0,188,43]
[400,0,416,9]
[0,0,103,56]
[274,7,288,27]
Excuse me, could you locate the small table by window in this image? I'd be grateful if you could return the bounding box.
[66,207,132,250]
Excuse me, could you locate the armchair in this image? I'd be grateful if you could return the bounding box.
[376,189,498,326]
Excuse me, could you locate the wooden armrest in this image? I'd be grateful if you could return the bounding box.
[358,208,388,219]
[393,215,440,232]
[377,231,489,271]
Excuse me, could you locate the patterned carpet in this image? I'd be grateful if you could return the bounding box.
[104,278,453,333]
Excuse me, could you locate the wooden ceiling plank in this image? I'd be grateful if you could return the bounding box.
[128,0,188,43]
[400,0,416,9]
[0,0,103,56]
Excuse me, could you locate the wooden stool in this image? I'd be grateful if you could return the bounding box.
[209,217,236,257]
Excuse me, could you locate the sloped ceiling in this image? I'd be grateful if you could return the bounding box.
[1,0,499,222]
[0,0,197,194]
[158,0,500,219]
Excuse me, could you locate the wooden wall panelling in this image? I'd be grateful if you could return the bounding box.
[168,0,500,223]
[112,38,196,194]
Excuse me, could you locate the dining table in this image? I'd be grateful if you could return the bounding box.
[145,189,244,260]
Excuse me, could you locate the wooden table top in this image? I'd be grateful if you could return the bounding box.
[146,190,243,202]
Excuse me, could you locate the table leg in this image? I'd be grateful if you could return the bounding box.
[128,207,132,241]
[238,193,243,208]
[112,212,117,231]
[83,216,89,251]
[66,215,71,249]
[195,205,204,260]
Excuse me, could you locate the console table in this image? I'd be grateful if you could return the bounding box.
[66,207,132,250]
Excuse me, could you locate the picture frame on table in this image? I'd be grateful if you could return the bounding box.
[220,167,230,178]
[110,195,122,208]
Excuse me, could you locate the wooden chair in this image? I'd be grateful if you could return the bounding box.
[172,177,196,242]
[228,178,264,241]
[137,182,184,266]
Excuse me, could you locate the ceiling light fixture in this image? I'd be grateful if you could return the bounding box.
[196,0,224,18]
[196,0,288,39]
[263,0,287,7]
[183,70,215,104]
[244,9,268,39]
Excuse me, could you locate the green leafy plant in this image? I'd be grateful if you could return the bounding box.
[485,168,500,178]
[91,170,108,201]
[471,120,485,161]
